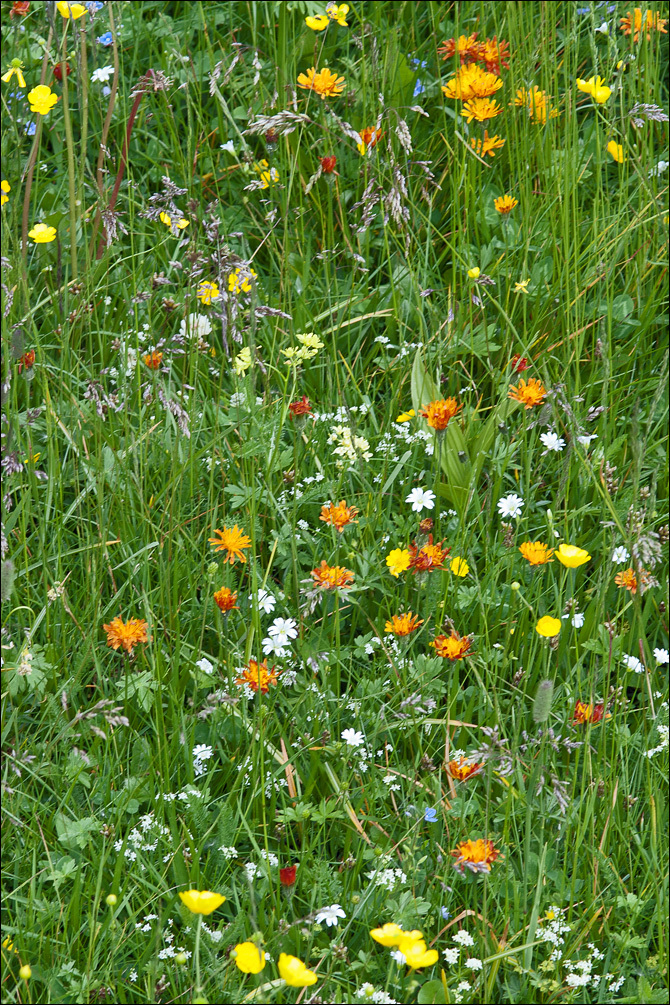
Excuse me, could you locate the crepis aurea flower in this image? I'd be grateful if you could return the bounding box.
[519,541,554,565]
[297,66,346,100]
[235,658,280,693]
[508,376,547,408]
[213,586,238,613]
[208,525,251,564]
[384,612,424,636]
[197,280,220,304]
[103,616,149,653]
[357,126,384,154]
[451,838,501,873]
[178,890,225,915]
[420,397,462,431]
[319,500,358,532]
[494,194,518,214]
[573,700,608,724]
[143,351,163,369]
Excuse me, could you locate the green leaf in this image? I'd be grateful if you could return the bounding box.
[417,979,449,1004]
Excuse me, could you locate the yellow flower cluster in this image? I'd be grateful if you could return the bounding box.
[282,332,325,365]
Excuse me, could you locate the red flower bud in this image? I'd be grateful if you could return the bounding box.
[321,156,337,174]
[53,63,72,82]
[279,864,297,887]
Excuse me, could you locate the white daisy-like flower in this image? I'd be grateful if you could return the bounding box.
[268,617,298,639]
[405,487,436,513]
[262,635,290,658]
[341,728,365,747]
[653,648,669,665]
[91,65,114,83]
[195,657,214,674]
[497,493,524,519]
[562,612,585,628]
[576,433,597,447]
[540,431,566,452]
[251,588,276,614]
[314,904,346,927]
[623,654,644,674]
[611,546,630,564]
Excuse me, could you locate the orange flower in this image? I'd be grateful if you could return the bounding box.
[319,500,358,533]
[441,63,503,100]
[357,126,384,154]
[310,560,354,590]
[469,131,506,159]
[573,700,608,724]
[494,194,518,214]
[18,350,35,372]
[514,86,559,124]
[614,568,637,593]
[448,758,484,781]
[420,397,462,431]
[208,525,251,564]
[450,838,501,873]
[508,377,547,409]
[214,587,238,613]
[384,612,424,637]
[518,541,554,566]
[288,395,312,418]
[143,351,163,369]
[620,8,668,41]
[297,66,345,100]
[438,33,480,63]
[461,97,503,123]
[103,617,149,653]
[235,658,280,694]
[408,535,448,573]
[478,36,510,75]
[430,630,471,660]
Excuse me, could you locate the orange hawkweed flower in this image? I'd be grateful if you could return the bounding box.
[461,97,503,123]
[235,658,280,694]
[450,838,501,873]
[18,350,35,372]
[469,131,506,159]
[478,36,510,75]
[213,587,238,613]
[494,194,518,214]
[288,395,313,418]
[103,617,149,653]
[448,758,484,781]
[420,397,462,431]
[519,541,554,566]
[508,377,547,409]
[614,568,637,593]
[431,630,471,660]
[620,8,668,41]
[310,560,354,590]
[319,500,358,533]
[573,700,608,724]
[208,525,251,564]
[297,66,346,100]
[143,351,163,369]
[438,33,480,63]
[408,535,448,573]
[321,155,337,173]
[384,612,424,637]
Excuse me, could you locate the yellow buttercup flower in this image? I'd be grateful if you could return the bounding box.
[28,223,57,243]
[159,211,188,230]
[607,140,625,163]
[555,544,590,568]
[305,14,329,30]
[56,1,87,17]
[370,923,407,946]
[386,548,411,577]
[2,59,26,88]
[28,84,58,116]
[232,942,265,974]
[1,180,10,206]
[178,890,225,915]
[278,953,318,987]
[467,267,480,279]
[398,937,439,969]
[396,409,415,422]
[450,556,469,577]
[326,2,349,25]
[535,616,561,638]
[576,76,611,103]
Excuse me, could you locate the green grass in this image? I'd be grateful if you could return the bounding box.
[1,1,668,1003]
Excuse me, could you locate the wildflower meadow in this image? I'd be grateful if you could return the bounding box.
[2,1,669,1002]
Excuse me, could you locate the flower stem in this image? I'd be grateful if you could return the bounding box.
[61,24,78,279]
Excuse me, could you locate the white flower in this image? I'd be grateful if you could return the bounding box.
[179,314,212,340]
[650,159,669,178]
[576,433,597,447]
[443,947,460,965]
[192,743,213,762]
[595,21,609,33]
[220,140,236,155]
[219,845,238,859]
[268,617,298,639]
[262,635,290,658]
[315,904,346,927]
[195,657,214,674]
[252,588,276,614]
[653,648,669,664]
[540,431,566,452]
[91,65,114,83]
[390,949,406,965]
[611,546,630,564]
[465,958,483,971]
[452,930,475,947]
[565,972,591,987]
[456,983,472,994]
[405,487,436,512]
[342,728,365,747]
[562,612,585,628]
[497,493,524,519]
[623,654,643,674]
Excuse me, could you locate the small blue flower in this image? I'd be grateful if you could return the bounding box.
[410,58,427,69]
[575,7,591,13]
[97,31,113,46]
[87,1,105,12]
[25,121,37,136]
[424,807,438,823]
[413,79,425,97]
[440,907,451,920]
